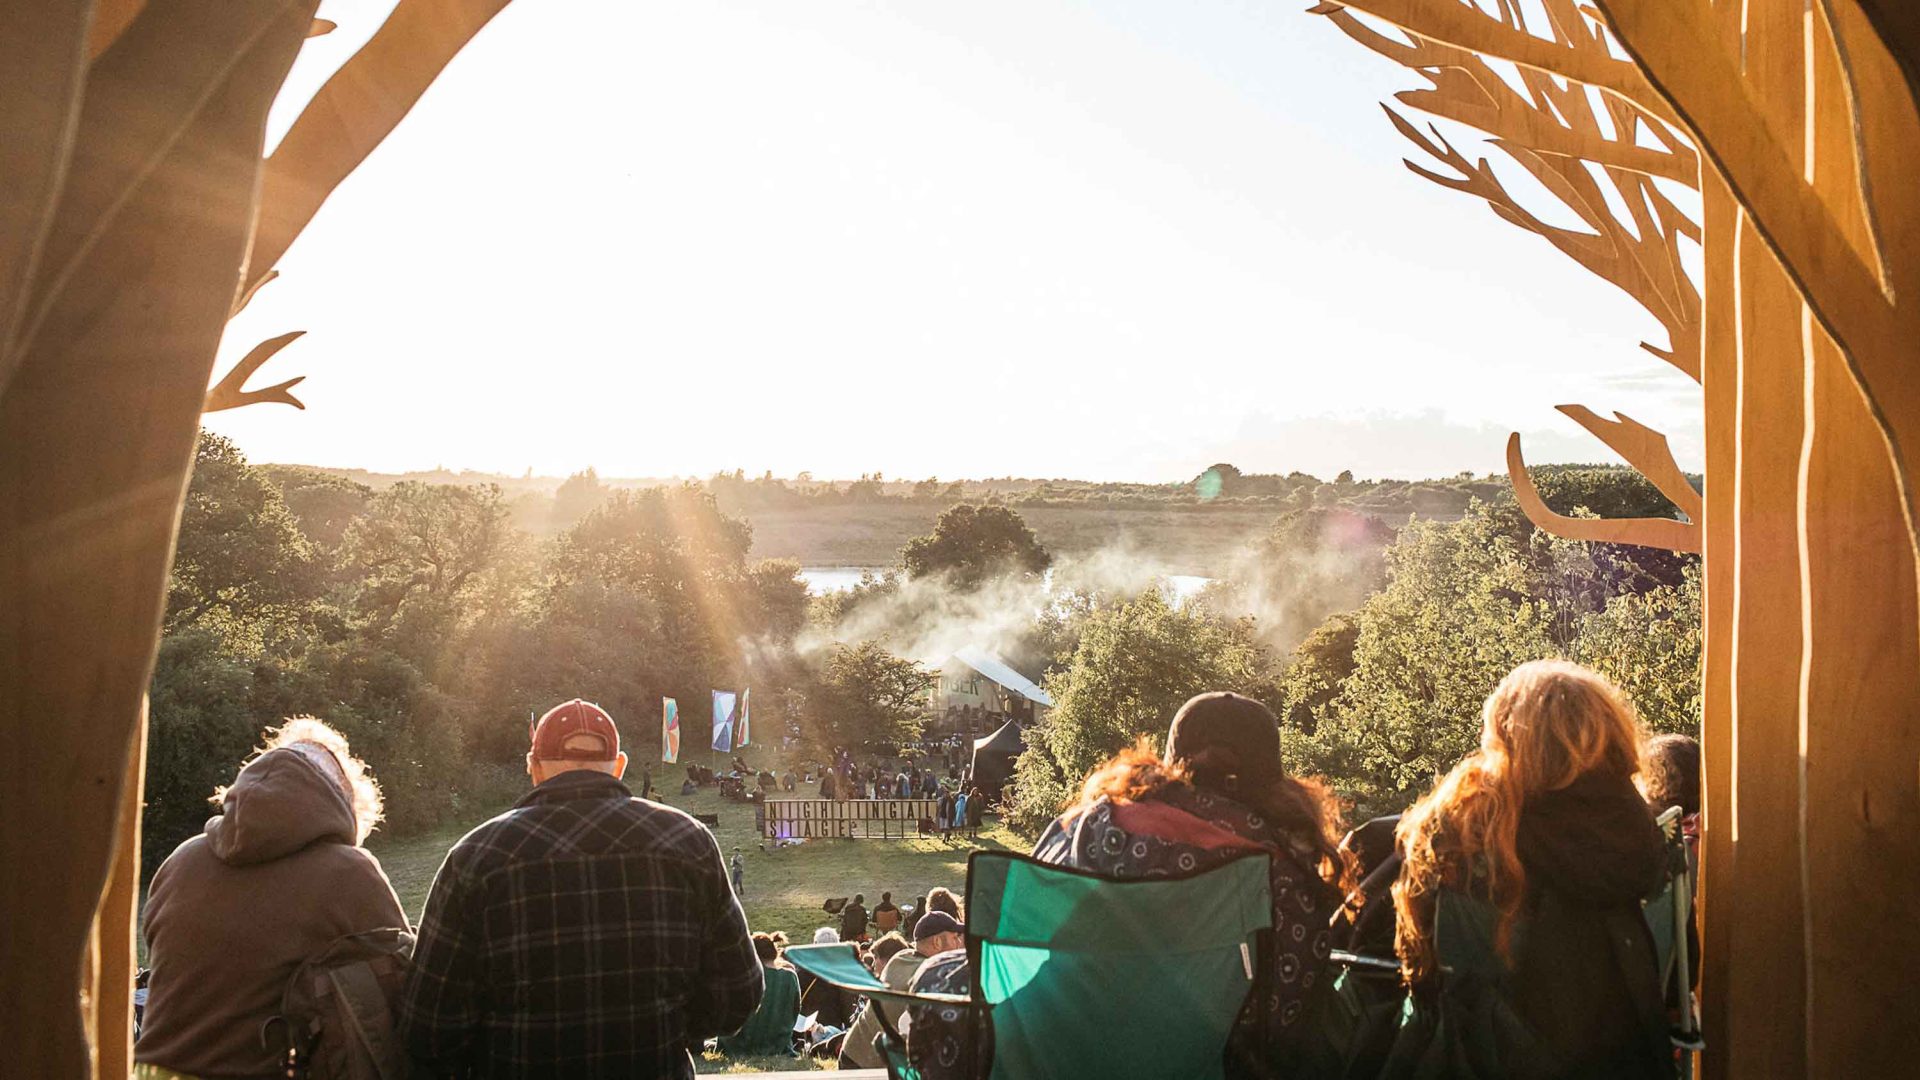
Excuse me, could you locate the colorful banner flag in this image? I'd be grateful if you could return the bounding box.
[711,690,737,752]
[662,698,680,763]
[735,689,751,749]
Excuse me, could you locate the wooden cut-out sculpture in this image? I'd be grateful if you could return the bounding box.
[1,2,1917,1077]
[1322,1,1920,1074]
[0,3,513,1076]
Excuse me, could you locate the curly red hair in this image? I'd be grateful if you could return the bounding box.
[1393,660,1646,983]
[1071,737,1352,895]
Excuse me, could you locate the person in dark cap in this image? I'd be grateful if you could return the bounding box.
[839,913,967,1070]
[1027,691,1353,1077]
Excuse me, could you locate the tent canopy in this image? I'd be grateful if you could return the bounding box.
[970,718,1025,791]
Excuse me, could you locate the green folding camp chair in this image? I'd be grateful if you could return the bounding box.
[787,850,1274,1080]
[1644,805,1703,1077]
[1323,811,1702,1079]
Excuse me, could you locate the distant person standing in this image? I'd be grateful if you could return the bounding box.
[952,789,969,840]
[966,787,985,839]
[400,699,763,1079]
[732,848,746,896]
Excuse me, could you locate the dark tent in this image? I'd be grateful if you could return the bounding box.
[969,719,1025,794]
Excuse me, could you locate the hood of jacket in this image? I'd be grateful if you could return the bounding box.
[1517,770,1667,908]
[202,746,358,866]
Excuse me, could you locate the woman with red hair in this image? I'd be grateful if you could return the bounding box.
[1393,660,1672,1078]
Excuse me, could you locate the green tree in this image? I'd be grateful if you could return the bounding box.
[143,629,262,870]
[475,486,806,763]
[1008,591,1277,831]
[1284,496,1702,817]
[810,569,901,629]
[1288,506,1560,814]
[1574,563,1702,735]
[340,481,510,662]
[1277,610,1361,735]
[165,432,316,640]
[794,641,935,755]
[745,558,811,644]
[901,503,1051,589]
[550,466,607,530]
[260,465,372,551]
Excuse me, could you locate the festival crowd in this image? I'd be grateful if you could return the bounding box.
[132,659,1699,1079]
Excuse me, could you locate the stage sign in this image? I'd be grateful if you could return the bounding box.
[766,799,940,840]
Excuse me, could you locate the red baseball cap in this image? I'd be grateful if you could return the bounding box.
[530,699,620,761]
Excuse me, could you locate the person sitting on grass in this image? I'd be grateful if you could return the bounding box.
[717,933,802,1059]
[138,717,409,1080]
[872,891,901,934]
[925,885,963,921]
[839,893,870,943]
[798,928,854,1030]
[839,918,965,1070]
[400,699,762,1079]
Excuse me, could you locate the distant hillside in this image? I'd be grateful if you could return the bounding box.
[259,463,1535,577]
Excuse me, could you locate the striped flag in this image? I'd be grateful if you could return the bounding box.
[735,689,751,749]
[711,690,736,752]
[662,698,680,763]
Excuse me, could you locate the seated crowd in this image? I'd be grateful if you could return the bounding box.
[134,660,1697,1079]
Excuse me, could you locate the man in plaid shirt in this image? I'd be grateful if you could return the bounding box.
[400,699,763,1078]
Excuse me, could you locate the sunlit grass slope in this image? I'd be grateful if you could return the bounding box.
[371,782,1019,946]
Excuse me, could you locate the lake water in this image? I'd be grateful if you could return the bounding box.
[798,566,1211,602]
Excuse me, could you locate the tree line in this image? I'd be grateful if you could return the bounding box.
[149,434,1700,874]
[1006,467,1701,827]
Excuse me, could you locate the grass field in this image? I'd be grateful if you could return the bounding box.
[368,780,1023,1074]
[740,501,1284,575]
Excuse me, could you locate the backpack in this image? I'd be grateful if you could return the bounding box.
[262,927,414,1080]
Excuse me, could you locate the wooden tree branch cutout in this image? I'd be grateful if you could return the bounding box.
[1506,430,1700,552]
[1555,404,1703,521]
[203,329,308,412]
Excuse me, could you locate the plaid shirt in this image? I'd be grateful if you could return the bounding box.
[399,770,763,1079]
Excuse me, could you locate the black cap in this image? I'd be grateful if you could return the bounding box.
[913,911,964,942]
[1163,692,1283,783]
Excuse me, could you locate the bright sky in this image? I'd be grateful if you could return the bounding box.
[206,0,1703,482]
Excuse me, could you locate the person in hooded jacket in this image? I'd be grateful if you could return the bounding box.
[1026,692,1353,1077]
[1393,659,1673,1079]
[137,717,408,1079]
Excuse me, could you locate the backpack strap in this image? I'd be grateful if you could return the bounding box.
[326,962,403,1080]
